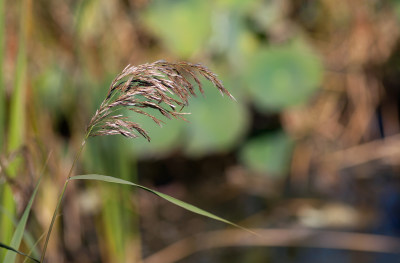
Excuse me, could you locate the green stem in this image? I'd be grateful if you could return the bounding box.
[40,138,87,263]
[0,0,5,151]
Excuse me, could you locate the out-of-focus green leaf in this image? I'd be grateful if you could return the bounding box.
[34,65,65,112]
[75,0,109,38]
[216,0,257,11]
[128,110,184,158]
[127,77,247,158]
[8,0,28,155]
[394,0,400,20]
[244,41,323,111]
[84,130,140,262]
[144,0,212,57]
[240,131,293,176]
[2,0,29,258]
[69,174,252,233]
[184,81,248,157]
[0,0,5,150]
[249,0,285,31]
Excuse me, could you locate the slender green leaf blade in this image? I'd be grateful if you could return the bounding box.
[70,174,252,233]
[0,206,40,260]
[0,0,5,150]
[4,154,49,263]
[2,0,28,257]
[0,242,39,263]
[3,182,41,262]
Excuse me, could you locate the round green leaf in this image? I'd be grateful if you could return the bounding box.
[183,81,249,157]
[244,43,323,111]
[144,0,212,57]
[240,131,293,176]
[128,110,185,158]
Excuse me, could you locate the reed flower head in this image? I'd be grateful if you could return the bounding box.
[86,60,233,141]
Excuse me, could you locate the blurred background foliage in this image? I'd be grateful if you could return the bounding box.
[1,0,400,262]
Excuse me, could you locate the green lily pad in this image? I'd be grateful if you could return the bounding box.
[144,0,212,57]
[244,42,323,111]
[183,81,249,157]
[127,110,185,158]
[240,131,293,176]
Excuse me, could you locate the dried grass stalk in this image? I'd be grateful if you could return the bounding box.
[86,60,233,141]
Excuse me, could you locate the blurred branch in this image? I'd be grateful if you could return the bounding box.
[142,228,400,263]
[322,133,400,169]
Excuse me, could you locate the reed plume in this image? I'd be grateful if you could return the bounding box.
[86,60,234,141]
[41,60,233,262]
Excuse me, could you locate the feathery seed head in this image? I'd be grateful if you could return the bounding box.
[86,60,233,141]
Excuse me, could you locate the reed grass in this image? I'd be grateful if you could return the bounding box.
[0,0,6,256]
[0,0,5,151]
[100,141,136,262]
[8,0,28,154]
[3,154,50,263]
[39,60,236,262]
[0,0,29,260]
[0,59,244,263]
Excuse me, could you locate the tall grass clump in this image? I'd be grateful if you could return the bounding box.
[0,0,29,261]
[35,60,239,262]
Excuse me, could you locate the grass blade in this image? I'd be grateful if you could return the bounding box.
[69,174,254,233]
[0,0,5,150]
[1,0,29,257]
[0,242,39,263]
[0,206,41,260]
[3,154,49,263]
[22,231,46,263]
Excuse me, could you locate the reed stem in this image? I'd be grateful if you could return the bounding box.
[40,139,87,262]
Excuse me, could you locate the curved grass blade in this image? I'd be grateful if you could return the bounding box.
[3,153,50,263]
[69,174,255,234]
[0,205,40,260]
[0,242,39,263]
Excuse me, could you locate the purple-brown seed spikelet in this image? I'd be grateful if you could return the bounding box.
[86,60,234,141]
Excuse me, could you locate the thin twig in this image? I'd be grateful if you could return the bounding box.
[141,228,400,263]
